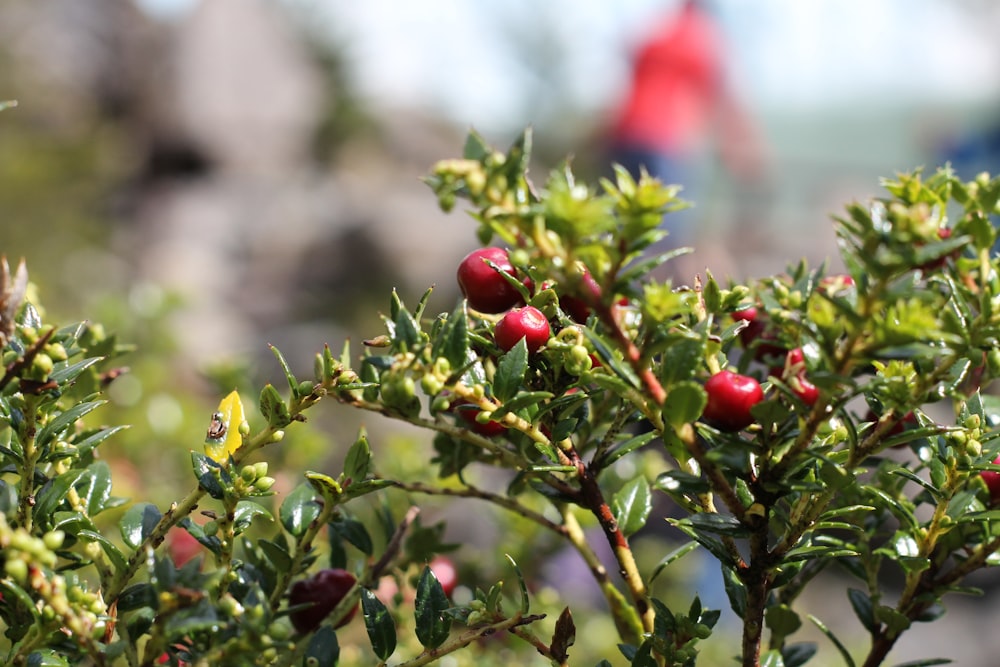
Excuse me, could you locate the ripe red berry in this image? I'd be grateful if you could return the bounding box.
[732,307,785,362]
[457,247,523,313]
[782,348,819,406]
[561,270,602,323]
[702,370,764,432]
[288,569,359,634]
[495,306,551,353]
[429,556,458,597]
[982,455,1000,504]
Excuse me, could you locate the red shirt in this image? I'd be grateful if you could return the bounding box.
[612,4,725,155]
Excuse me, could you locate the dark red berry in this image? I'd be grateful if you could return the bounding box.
[790,375,819,406]
[455,402,507,436]
[429,556,458,597]
[982,455,1000,504]
[288,569,359,634]
[732,307,785,362]
[495,306,551,353]
[702,370,764,432]
[561,270,602,323]
[457,247,522,313]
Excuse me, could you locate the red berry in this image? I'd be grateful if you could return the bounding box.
[790,375,820,406]
[457,247,522,313]
[429,556,458,597]
[288,569,359,634]
[561,270,602,323]
[495,306,551,353]
[166,528,202,568]
[455,402,507,436]
[702,370,764,432]
[982,455,1000,504]
[732,307,785,361]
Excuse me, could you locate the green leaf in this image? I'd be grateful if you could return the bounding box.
[344,431,372,482]
[662,381,707,429]
[463,129,491,161]
[36,400,106,448]
[304,626,340,667]
[765,604,802,642]
[686,512,750,537]
[601,431,658,468]
[392,293,421,351]
[847,588,876,633]
[71,424,128,458]
[75,461,113,516]
[33,468,86,524]
[611,476,651,537]
[362,588,397,661]
[782,643,818,667]
[414,566,452,649]
[279,483,320,537]
[650,541,699,583]
[116,583,158,612]
[269,345,297,394]
[330,517,374,556]
[493,338,528,402]
[874,605,911,636]
[433,304,470,370]
[119,502,162,550]
[760,650,785,667]
[78,529,127,571]
[807,614,855,667]
[233,501,272,535]
[25,650,69,667]
[506,553,530,615]
[49,356,103,386]
[259,384,290,428]
[259,538,292,574]
[488,391,554,421]
[191,451,228,500]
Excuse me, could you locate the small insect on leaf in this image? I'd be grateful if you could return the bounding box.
[204,390,246,463]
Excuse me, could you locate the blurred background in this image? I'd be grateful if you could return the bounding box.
[3,0,1000,663]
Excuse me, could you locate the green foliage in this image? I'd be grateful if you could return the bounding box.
[6,128,1000,666]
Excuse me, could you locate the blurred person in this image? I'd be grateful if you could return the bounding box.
[606,0,764,255]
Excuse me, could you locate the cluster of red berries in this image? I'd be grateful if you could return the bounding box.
[457,247,551,353]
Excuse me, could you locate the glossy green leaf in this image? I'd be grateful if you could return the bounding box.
[362,588,396,661]
[233,501,272,535]
[259,383,290,428]
[650,541,699,583]
[662,381,707,429]
[119,502,162,550]
[433,304,470,370]
[191,451,228,500]
[507,553,530,615]
[49,356,103,386]
[78,529,127,571]
[259,538,292,574]
[807,614,855,667]
[269,344,297,394]
[782,643,818,667]
[415,566,452,649]
[493,338,528,402]
[75,461,113,516]
[330,517,373,556]
[611,476,651,538]
[343,431,372,482]
[33,468,86,524]
[847,588,876,633]
[304,626,340,667]
[36,400,106,448]
[71,425,128,458]
[279,483,320,538]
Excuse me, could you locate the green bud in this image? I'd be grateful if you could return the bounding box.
[254,476,276,492]
[4,558,27,583]
[421,373,444,397]
[269,430,285,443]
[44,342,68,362]
[42,530,64,551]
[30,353,53,379]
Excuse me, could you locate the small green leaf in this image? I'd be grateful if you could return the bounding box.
[71,425,128,458]
[847,588,876,633]
[330,517,374,556]
[119,502,162,550]
[36,400,106,448]
[344,431,372,482]
[259,538,292,573]
[116,583,158,612]
[279,483,320,537]
[650,541,699,583]
[191,451,228,500]
[233,501,272,535]
[362,588,397,661]
[506,553,530,615]
[782,643,818,667]
[808,614,855,667]
[305,471,344,505]
[269,345,297,394]
[760,649,786,667]
[415,566,452,649]
[611,476,651,537]
[259,384,290,428]
[75,461,113,516]
[78,529,127,571]
[33,468,86,524]
[493,338,529,402]
[433,304,470,370]
[304,626,340,667]
[662,381,707,429]
[49,356,103,386]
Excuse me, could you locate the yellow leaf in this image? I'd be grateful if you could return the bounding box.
[204,390,246,463]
